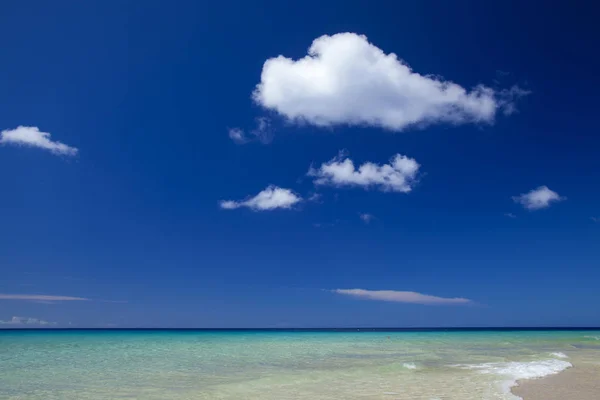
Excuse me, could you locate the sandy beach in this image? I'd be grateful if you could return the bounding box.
[512,362,600,400]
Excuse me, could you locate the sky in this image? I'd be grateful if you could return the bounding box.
[1,0,599,328]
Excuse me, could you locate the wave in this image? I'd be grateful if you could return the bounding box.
[584,335,600,340]
[549,352,568,358]
[454,358,572,399]
[402,362,417,370]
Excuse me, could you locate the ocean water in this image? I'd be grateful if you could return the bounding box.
[1,329,599,400]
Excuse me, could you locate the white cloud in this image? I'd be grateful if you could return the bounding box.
[0,294,89,301]
[512,186,565,210]
[0,126,78,156]
[220,185,302,211]
[359,213,375,223]
[228,117,273,144]
[309,152,420,192]
[0,316,56,326]
[228,128,248,144]
[504,213,517,219]
[253,33,526,131]
[332,289,472,305]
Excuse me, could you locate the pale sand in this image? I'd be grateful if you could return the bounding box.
[511,363,600,400]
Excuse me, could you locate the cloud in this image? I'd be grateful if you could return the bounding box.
[220,185,302,211]
[0,126,78,156]
[332,289,472,305]
[0,316,56,326]
[253,33,526,131]
[591,217,599,223]
[228,117,273,144]
[228,128,248,144]
[309,152,420,192]
[359,213,375,223]
[504,213,517,219]
[0,294,89,301]
[512,186,565,210]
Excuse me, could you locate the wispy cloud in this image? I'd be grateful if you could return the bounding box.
[253,33,527,132]
[512,186,565,210]
[0,316,56,326]
[228,117,272,144]
[504,213,517,219]
[309,152,420,192]
[359,213,375,223]
[332,289,472,305]
[0,126,78,156]
[591,217,599,223]
[0,294,89,301]
[220,185,302,211]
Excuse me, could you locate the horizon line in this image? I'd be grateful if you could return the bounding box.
[1,326,600,331]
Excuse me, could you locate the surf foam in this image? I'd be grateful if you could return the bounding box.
[402,362,417,370]
[455,358,572,399]
[549,352,568,358]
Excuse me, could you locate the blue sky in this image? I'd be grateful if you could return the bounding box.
[1,0,599,328]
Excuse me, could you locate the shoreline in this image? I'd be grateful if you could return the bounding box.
[511,362,600,400]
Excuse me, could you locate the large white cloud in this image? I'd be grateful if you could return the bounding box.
[0,126,78,156]
[332,289,471,305]
[309,153,420,192]
[0,316,56,326]
[253,33,525,131]
[220,185,302,211]
[512,186,565,210]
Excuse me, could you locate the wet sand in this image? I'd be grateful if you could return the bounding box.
[512,363,600,400]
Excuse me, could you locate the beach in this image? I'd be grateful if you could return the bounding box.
[1,329,599,399]
[512,362,600,400]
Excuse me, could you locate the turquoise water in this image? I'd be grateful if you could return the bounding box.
[1,330,599,399]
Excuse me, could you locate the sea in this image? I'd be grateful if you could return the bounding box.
[1,329,599,400]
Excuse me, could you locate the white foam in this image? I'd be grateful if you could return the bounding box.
[584,335,600,340]
[402,362,417,370]
[455,359,572,399]
[549,352,568,358]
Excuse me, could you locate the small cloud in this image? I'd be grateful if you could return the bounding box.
[307,193,322,203]
[220,185,302,211]
[228,117,273,144]
[0,316,56,326]
[253,33,526,132]
[504,213,517,219]
[228,128,248,144]
[308,152,420,192]
[359,213,375,223]
[332,288,471,306]
[592,217,599,223]
[512,186,565,210]
[0,294,89,301]
[0,126,78,156]
[497,86,531,116]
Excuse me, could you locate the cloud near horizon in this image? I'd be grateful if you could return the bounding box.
[309,153,420,192]
[220,185,302,211]
[332,289,472,305]
[0,294,89,301]
[253,33,527,132]
[0,126,78,156]
[512,186,565,210]
[0,316,57,326]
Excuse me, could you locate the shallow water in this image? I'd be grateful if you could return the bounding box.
[1,330,599,399]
